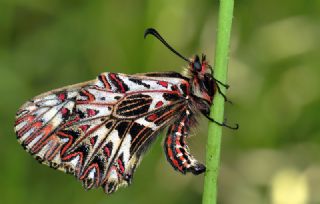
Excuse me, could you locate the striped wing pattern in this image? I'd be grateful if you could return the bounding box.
[14,72,201,194]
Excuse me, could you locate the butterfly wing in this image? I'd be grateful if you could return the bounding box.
[14,72,189,194]
[14,80,95,159]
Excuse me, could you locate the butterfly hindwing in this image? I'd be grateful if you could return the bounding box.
[14,83,92,166]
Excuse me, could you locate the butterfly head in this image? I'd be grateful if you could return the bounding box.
[188,54,216,105]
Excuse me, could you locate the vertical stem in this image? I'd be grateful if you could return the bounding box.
[202,0,234,204]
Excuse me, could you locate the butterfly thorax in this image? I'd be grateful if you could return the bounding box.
[187,54,217,115]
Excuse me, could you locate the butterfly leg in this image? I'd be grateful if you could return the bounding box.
[164,110,205,175]
[215,82,232,104]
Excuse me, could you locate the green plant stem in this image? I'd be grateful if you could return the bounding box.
[202,0,234,203]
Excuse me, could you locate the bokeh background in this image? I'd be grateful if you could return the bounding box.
[1,0,319,204]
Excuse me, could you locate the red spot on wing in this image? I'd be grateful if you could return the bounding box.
[79,125,89,132]
[104,146,110,157]
[27,116,35,122]
[41,124,53,137]
[34,121,43,128]
[158,81,168,88]
[61,108,68,116]
[155,101,164,108]
[117,159,125,174]
[58,93,66,101]
[87,109,96,117]
[90,137,95,146]
[146,113,157,122]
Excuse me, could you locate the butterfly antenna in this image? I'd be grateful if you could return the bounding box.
[144,28,190,63]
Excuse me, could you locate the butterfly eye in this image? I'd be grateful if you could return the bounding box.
[194,62,201,71]
[193,55,202,72]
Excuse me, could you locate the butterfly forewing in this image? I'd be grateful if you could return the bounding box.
[14,72,189,193]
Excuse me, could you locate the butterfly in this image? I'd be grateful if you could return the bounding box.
[14,28,238,194]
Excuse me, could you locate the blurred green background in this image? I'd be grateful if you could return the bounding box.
[1,0,319,204]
